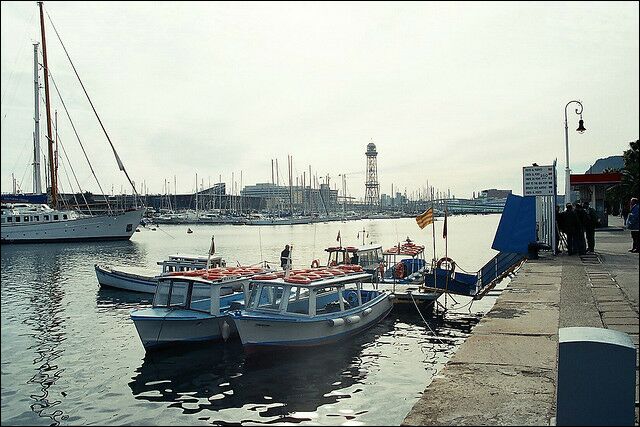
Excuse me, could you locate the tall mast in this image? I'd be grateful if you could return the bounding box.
[32,43,42,194]
[38,1,56,207]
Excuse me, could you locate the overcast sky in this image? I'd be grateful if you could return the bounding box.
[1,1,638,200]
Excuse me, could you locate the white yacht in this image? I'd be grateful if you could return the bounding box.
[1,203,143,243]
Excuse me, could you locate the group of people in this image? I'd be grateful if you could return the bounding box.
[556,201,599,255]
[555,197,639,255]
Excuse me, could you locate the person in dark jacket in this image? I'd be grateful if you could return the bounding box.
[280,244,291,269]
[563,204,578,255]
[555,205,564,254]
[582,201,599,252]
[574,203,588,255]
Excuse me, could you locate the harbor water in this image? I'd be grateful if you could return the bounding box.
[1,215,508,426]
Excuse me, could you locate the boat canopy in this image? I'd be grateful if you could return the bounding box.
[383,242,425,256]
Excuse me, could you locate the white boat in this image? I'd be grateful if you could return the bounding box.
[1,203,144,243]
[230,265,393,353]
[130,270,266,350]
[1,2,145,244]
[95,253,226,294]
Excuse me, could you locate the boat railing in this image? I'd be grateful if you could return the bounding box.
[422,251,525,300]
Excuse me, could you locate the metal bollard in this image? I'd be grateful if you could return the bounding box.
[556,327,636,426]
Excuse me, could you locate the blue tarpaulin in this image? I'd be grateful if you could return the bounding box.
[491,194,536,254]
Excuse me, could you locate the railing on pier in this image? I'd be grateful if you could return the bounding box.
[422,251,525,300]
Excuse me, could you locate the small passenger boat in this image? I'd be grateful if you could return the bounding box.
[230,265,393,353]
[380,238,428,285]
[130,266,271,350]
[95,253,226,294]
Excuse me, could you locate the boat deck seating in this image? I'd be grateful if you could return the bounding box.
[189,292,245,313]
[283,289,379,315]
[422,251,525,299]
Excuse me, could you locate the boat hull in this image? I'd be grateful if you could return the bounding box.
[130,308,237,350]
[233,294,393,352]
[95,264,158,294]
[1,208,145,243]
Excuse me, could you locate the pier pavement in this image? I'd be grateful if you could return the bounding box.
[402,215,639,426]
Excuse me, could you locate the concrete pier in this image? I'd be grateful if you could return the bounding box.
[402,216,639,426]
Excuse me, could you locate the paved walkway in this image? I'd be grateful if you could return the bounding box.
[402,216,639,426]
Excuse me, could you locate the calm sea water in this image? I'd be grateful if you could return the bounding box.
[1,215,507,426]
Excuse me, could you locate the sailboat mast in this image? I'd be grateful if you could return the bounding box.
[33,43,42,194]
[38,1,56,207]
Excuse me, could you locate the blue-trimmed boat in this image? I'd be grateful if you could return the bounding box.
[230,265,393,353]
[130,267,271,350]
[380,238,428,285]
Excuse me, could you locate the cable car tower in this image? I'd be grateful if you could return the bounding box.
[364,142,380,210]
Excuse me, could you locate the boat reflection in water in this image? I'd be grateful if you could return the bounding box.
[128,316,395,425]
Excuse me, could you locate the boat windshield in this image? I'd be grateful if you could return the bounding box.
[357,247,383,270]
[153,280,190,308]
[248,284,285,311]
[285,285,311,315]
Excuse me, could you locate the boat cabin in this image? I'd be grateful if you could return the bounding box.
[324,244,383,272]
[381,239,427,282]
[1,203,76,225]
[153,275,248,316]
[157,253,225,273]
[245,269,375,317]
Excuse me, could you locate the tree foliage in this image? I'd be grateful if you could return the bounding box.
[606,140,639,212]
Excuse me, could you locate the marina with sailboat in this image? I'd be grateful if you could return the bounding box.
[1,2,637,427]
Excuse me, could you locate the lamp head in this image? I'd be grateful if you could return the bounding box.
[576,119,586,134]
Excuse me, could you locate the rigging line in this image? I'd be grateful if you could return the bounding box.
[0,8,36,113]
[408,292,446,345]
[44,68,110,214]
[45,9,142,206]
[53,122,91,213]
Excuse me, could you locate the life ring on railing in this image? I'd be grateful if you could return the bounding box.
[378,262,385,277]
[311,259,320,268]
[436,257,456,273]
[345,290,359,306]
[329,260,337,267]
[394,262,405,279]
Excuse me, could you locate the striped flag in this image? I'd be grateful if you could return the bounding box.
[415,208,434,229]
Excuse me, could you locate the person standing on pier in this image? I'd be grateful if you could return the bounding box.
[280,244,291,269]
[626,198,639,253]
[574,203,588,255]
[563,204,578,255]
[582,201,599,253]
[555,205,565,254]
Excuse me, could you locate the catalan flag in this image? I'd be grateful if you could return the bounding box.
[415,208,434,229]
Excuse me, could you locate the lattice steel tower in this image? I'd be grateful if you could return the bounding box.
[364,142,380,209]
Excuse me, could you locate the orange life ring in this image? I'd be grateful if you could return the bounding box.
[436,257,456,273]
[284,275,311,284]
[311,259,320,268]
[329,260,337,267]
[252,274,278,280]
[394,262,405,278]
[378,263,385,276]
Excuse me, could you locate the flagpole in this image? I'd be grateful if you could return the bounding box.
[206,235,215,270]
[431,188,436,268]
[444,200,449,308]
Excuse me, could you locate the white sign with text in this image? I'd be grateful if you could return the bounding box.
[523,165,555,196]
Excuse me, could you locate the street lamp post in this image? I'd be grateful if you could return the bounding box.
[564,100,586,206]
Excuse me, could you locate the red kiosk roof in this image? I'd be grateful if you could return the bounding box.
[570,172,622,185]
